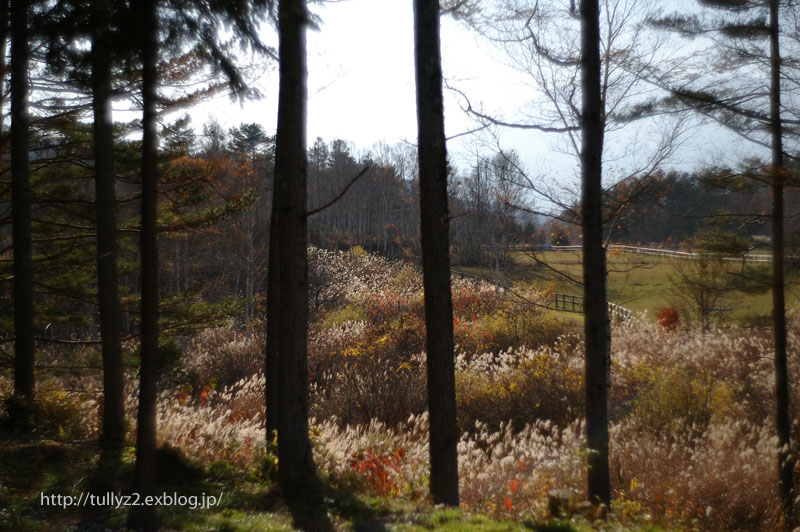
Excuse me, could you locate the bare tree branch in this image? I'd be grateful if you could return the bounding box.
[305,165,370,218]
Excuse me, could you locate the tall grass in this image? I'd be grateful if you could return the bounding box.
[3,248,796,531]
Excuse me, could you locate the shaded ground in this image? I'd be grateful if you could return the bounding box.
[0,429,678,532]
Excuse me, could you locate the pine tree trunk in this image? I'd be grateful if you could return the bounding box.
[128,0,160,527]
[413,0,459,507]
[265,198,279,439]
[270,0,320,502]
[0,4,9,134]
[580,0,611,508]
[10,0,35,423]
[265,139,278,436]
[91,0,126,455]
[769,0,793,527]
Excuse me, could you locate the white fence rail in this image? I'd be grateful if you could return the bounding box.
[543,244,775,263]
[452,271,634,321]
[553,293,633,322]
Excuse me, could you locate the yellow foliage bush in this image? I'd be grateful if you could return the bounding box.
[319,305,367,329]
[456,349,582,432]
[36,380,95,439]
[626,364,742,433]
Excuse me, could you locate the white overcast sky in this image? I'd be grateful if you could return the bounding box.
[191,0,769,183]
[192,0,577,176]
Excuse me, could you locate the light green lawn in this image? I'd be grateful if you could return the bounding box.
[455,250,799,324]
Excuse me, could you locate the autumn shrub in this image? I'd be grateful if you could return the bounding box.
[183,321,264,393]
[308,280,428,427]
[306,265,575,429]
[655,306,680,332]
[318,304,367,329]
[451,283,504,318]
[611,420,779,531]
[611,316,797,430]
[36,380,97,439]
[625,364,739,434]
[0,375,11,417]
[153,382,266,468]
[455,307,569,355]
[310,333,426,426]
[347,446,409,496]
[364,290,424,327]
[450,283,570,355]
[314,413,586,517]
[456,346,583,432]
[313,415,431,500]
[308,246,408,315]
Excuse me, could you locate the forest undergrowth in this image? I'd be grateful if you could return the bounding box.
[1,248,797,531]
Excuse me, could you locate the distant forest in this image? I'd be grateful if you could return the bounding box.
[5,120,799,338]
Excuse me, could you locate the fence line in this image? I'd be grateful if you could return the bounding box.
[536,244,778,263]
[451,269,512,289]
[553,292,582,312]
[452,270,633,322]
[552,292,633,322]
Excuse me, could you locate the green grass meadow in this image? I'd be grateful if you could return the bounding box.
[455,249,799,324]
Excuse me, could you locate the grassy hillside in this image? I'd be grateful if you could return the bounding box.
[2,248,797,531]
[455,249,799,324]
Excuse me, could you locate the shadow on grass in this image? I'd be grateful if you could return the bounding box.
[324,489,391,532]
[0,426,572,532]
[0,425,101,532]
[267,484,393,532]
[522,520,579,532]
[286,497,337,532]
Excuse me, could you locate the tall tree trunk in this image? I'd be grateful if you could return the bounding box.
[0,2,9,134]
[91,0,126,456]
[128,0,160,527]
[269,0,320,503]
[265,199,279,440]
[769,0,793,527]
[10,0,34,424]
[413,0,459,507]
[580,0,611,508]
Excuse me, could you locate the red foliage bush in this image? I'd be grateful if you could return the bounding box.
[656,307,680,332]
[349,447,407,496]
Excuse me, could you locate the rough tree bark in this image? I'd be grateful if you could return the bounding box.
[769,0,793,527]
[91,0,126,454]
[10,0,35,424]
[413,0,460,507]
[580,0,611,508]
[1,3,9,133]
[268,0,321,503]
[265,202,279,440]
[128,0,160,527]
